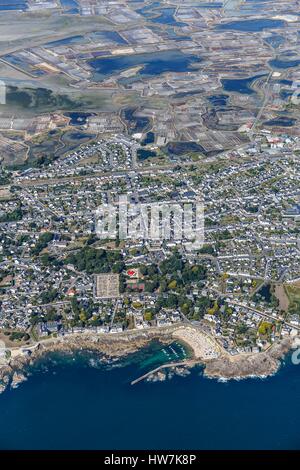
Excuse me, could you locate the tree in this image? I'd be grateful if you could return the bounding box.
[195,297,212,317]
[160,253,183,275]
[9,331,30,342]
[139,265,148,276]
[181,303,190,315]
[40,289,58,304]
[79,311,87,323]
[0,205,23,223]
[179,297,193,316]
[31,232,54,256]
[119,274,126,293]
[168,280,177,290]
[65,247,123,274]
[236,324,248,335]
[182,264,207,282]
[71,297,80,315]
[145,281,158,293]
[45,307,61,322]
[166,294,178,308]
[159,280,168,293]
[132,301,143,309]
[207,301,219,315]
[198,244,214,255]
[144,311,153,322]
[147,264,158,276]
[112,261,125,273]
[258,321,273,336]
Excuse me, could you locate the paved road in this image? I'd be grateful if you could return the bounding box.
[13,142,252,188]
[230,300,300,332]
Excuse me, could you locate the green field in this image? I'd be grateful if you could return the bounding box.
[285,285,300,315]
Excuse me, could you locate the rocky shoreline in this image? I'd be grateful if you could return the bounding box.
[0,327,176,393]
[0,326,296,393]
[203,337,293,380]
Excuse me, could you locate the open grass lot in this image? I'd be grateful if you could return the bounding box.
[285,283,300,314]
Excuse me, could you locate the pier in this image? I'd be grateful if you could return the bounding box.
[131,360,197,385]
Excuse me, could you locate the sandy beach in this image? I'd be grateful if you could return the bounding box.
[172,326,221,360]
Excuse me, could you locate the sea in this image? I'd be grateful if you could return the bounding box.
[0,341,299,450]
[0,0,299,451]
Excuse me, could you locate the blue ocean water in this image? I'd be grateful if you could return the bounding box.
[0,344,299,450]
